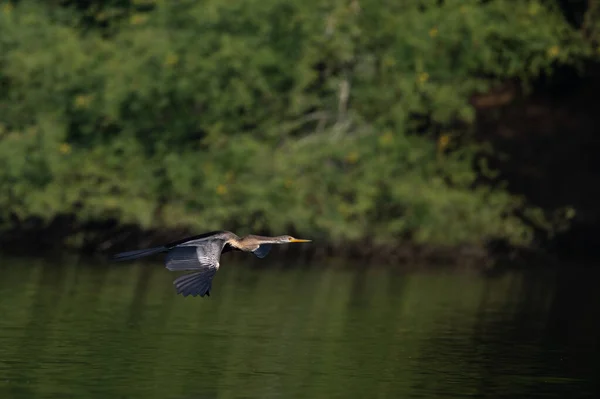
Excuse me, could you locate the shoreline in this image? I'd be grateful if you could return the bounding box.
[0,221,560,271]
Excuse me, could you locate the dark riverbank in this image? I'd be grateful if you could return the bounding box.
[0,216,564,271]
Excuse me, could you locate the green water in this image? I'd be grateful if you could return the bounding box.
[0,256,598,398]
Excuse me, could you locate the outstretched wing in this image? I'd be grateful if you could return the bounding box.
[165,231,229,248]
[165,239,226,297]
[252,244,272,258]
[173,269,217,297]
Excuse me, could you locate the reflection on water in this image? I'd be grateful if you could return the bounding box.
[0,256,598,398]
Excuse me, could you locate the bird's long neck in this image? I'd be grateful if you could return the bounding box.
[232,235,283,249]
[225,236,256,252]
[247,235,286,244]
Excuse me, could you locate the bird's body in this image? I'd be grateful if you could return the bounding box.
[113,231,310,297]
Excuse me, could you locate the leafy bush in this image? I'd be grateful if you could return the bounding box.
[0,0,595,247]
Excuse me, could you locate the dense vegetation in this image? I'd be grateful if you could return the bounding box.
[0,0,598,252]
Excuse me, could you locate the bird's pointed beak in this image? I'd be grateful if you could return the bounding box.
[290,238,311,243]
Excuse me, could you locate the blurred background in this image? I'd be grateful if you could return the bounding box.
[1,0,600,398]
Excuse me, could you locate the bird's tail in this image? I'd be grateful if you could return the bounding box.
[112,246,166,262]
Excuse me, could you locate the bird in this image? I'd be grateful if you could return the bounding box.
[112,231,311,297]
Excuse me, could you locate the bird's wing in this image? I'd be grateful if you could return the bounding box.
[166,231,233,248]
[252,244,272,258]
[173,269,217,297]
[165,239,225,271]
[165,238,227,297]
[164,247,204,271]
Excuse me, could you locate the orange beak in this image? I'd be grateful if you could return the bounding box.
[290,238,311,243]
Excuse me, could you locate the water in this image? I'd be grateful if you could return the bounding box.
[0,256,598,398]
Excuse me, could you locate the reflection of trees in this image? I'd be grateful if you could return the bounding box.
[3,259,85,397]
[2,259,599,397]
[417,268,599,397]
[544,265,600,391]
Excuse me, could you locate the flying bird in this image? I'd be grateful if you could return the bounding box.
[113,231,311,297]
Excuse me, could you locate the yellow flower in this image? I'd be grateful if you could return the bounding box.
[528,3,540,16]
[345,151,359,164]
[130,13,148,25]
[59,143,72,154]
[438,134,450,150]
[547,45,560,58]
[428,27,438,38]
[418,72,429,84]
[216,184,227,195]
[459,6,468,14]
[379,131,394,146]
[164,53,179,67]
[74,95,92,109]
[284,179,293,188]
[2,3,13,14]
[105,198,118,209]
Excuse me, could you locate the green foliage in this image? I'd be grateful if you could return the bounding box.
[0,0,596,247]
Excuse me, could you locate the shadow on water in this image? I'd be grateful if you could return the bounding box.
[543,267,600,393]
[0,255,599,398]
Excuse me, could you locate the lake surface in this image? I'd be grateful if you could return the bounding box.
[0,255,598,398]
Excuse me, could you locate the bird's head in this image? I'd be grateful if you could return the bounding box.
[276,235,312,244]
